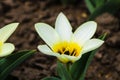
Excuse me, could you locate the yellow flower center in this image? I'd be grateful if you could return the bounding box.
[52,41,82,57]
[0,41,3,53]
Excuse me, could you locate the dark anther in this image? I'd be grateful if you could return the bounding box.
[64,51,69,55]
[62,48,65,51]
[71,49,75,56]
[73,51,76,56]
[58,50,62,54]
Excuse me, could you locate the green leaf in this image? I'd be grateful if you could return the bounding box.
[94,0,106,8]
[56,61,72,80]
[0,50,36,80]
[85,0,105,13]
[42,77,60,80]
[88,0,120,20]
[70,34,106,80]
[0,58,6,66]
[70,50,98,80]
[85,0,96,13]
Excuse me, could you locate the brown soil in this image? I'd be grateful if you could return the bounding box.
[0,0,120,80]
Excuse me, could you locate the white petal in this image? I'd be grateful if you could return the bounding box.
[0,43,15,57]
[38,45,70,63]
[35,23,60,47]
[0,23,19,42]
[82,39,104,54]
[73,21,97,45]
[55,12,72,41]
[63,55,80,63]
[57,54,70,63]
[38,45,60,57]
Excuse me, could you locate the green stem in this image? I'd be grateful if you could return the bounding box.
[66,62,71,72]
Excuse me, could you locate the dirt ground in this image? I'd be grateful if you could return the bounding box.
[0,0,120,80]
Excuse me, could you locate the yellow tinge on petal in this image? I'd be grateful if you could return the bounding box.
[52,41,82,57]
[0,41,3,53]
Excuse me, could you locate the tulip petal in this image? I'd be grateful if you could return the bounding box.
[35,23,60,47]
[0,23,19,42]
[82,39,104,54]
[63,55,80,63]
[73,21,97,45]
[0,43,15,57]
[38,44,62,57]
[57,55,70,63]
[55,12,72,41]
[38,45,69,63]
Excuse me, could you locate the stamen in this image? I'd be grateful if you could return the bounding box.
[52,41,82,57]
[73,51,76,56]
[71,49,75,56]
[64,51,69,55]
[58,50,62,54]
[62,48,65,51]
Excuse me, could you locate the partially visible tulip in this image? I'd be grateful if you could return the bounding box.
[0,23,19,57]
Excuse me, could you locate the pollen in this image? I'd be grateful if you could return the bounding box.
[0,41,3,53]
[52,41,82,57]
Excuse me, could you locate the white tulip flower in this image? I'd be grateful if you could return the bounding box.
[35,12,104,63]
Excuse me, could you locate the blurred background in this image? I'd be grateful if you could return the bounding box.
[0,0,120,80]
